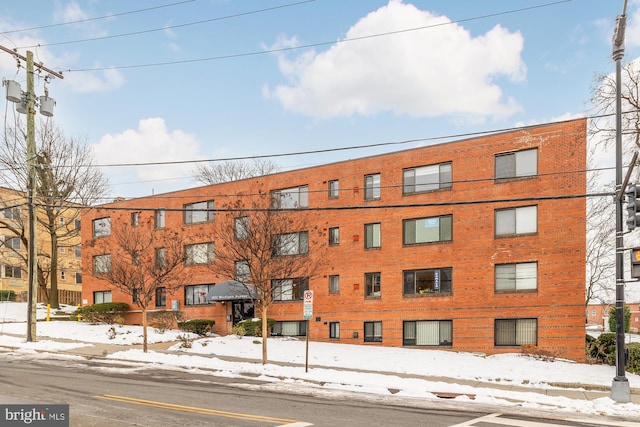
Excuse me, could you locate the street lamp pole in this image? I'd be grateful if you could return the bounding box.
[612,0,631,403]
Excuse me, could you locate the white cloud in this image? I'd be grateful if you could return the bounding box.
[63,67,124,92]
[92,117,205,184]
[264,0,525,122]
[626,0,640,49]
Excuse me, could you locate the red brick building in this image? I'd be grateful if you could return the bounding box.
[82,119,587,361]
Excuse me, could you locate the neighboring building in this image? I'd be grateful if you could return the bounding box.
[0,186,83,304]
[587,302,640,333]
[82,119,587,361]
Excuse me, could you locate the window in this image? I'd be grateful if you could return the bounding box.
[271,185,308,209]
[60,270,66,280]
[94,291,112,304]
[75,246,81,258]
[74,219,81,230]
[329,322,340,339]
[328,227,339,245]
[59,246,66,254]
[4,265,21,278]
[185,243,214,265]
[403,320,452,346]
[185,284,214,305]
[403,268,452,295]
[132,288,141,304]
[495,318,538,346]
[365,272,381,298]
[495,262,537,292]
[592,309,596,316]
[132,250,140,265]
[59,217,65,225]
[272,321,306,336]
[272,278,308,301]
[403,163,452,194]
[3,207,20,221]
[156,287,166,307]
[155,247,166,269]
[328,180,339,198]
[92,217,111,238]
[364,321,382,342]
[495,206,537,236]
[365,223,381,249]
[131,212,139,227]
[364,173,381,200]
[4,236,20,250]
[155,209,165,229]
[273,231,308,256]
[495,148,537,179]
[329,275,339,294]
[184,200,215,224]
[235,260,250,282]
[403,215,452,245]
[235,216,249,239]
[93,254,111,274]
[75,272,82,284]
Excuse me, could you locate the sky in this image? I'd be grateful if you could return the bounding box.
[0,0,631,200]
[1,302,640,422]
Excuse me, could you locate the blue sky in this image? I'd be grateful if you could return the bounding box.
[0,0,632,200]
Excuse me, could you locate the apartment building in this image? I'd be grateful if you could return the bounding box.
[81,119,587,361]
[0,186,83,304]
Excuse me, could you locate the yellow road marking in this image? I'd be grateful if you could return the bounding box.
[95,394,299,424]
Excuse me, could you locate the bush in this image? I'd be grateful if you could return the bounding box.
[234,318,276,336]
[177,319,215,336]
[73,302,129,324]
[148,310,183,333]
[608,305,631,334]
[0,290,16,302]
[627,343,640,375]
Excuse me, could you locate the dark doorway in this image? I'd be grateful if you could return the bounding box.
[232,300,254,325]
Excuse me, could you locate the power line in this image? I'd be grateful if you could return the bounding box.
[61,0,572,73]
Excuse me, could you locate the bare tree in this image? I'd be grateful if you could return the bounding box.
[0,120,109,307]
[90,220,186,352]
[212,190,323,364]
[192,159,279,185]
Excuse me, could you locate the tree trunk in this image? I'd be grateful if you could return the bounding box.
[142,308,148,353]
[261,305,268,365]
[49,227,59,308]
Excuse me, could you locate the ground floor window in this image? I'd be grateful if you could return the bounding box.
[494,318,538,346]
[185,284,214,306]
[94,290,112,304]
[272,320,306,336]
[403,320,452,346]
[364,321,382,342]
[329,322,340,339]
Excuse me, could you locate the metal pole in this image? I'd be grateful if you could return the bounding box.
[611,0,631,403]
[26,51,38,342]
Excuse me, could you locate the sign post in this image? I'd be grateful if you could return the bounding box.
[303,290,313,372]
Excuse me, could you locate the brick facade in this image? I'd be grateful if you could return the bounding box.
[82,119,587,361]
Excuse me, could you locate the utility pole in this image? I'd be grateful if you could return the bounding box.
[0,45,63,342]
[611,0,631,403]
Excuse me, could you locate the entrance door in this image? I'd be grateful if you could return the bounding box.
[232,300,254,325]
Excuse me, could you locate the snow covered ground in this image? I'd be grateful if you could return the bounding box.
[1,302,640,421]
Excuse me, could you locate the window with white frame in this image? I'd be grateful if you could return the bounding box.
[403,163,452,194]
[59,217,65,225]
[365,272,381,297]
[403,320,452,346]
[60,270,66,280]
[329,322,340,339]
[4,236,20,250]
[184,200,215,224]
[235,260,250,282]
[272,321,306,336]
[364,223,381,249]
[364,173,381,200]
[235,216,249,239]
[328,180,339,198]
[364,321,382,342]
[155,209,165,229]
[495,262,537,292]
[272,278,308,301]
[131,212,139,227]
[59,246,66,254]
[495,318,537,346]
[403,268,452,295]
[495,205,537,236]
[329,275,339,294]
[273,231,308,256]
[184,284,214,305]
[495,148,537,179]
[4,265,21,278]
[403,215,452,245]
[155,247,166,269]
[75,272,82,284]
[329,227,339,245]
[92,217,111,238]
[271,185,308,209]
[92,254,111,274]
[185,243,214,265]
[94,290,111,304]
[75,246,81,258]
[3,207,20,221]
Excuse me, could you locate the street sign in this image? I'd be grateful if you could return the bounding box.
[303,290,313,320]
